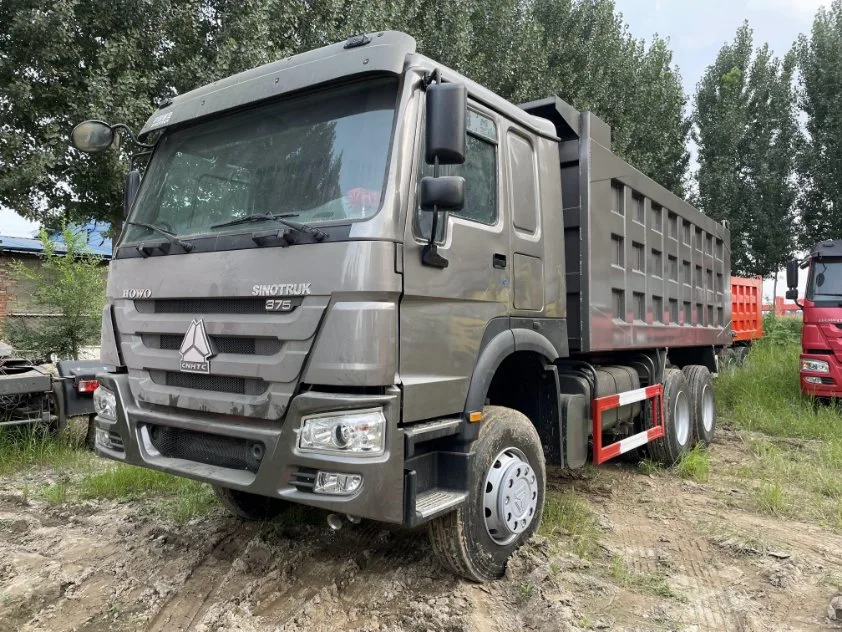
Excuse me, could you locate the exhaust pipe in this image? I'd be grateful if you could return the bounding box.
[326,513,343,530]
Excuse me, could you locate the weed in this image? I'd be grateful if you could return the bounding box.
[39,482,68,504]
[0,426,89,476]
[675,445,710,481]
[637,459,661,476]
[541,491,602,559]
[753,481,786,516]
[517,581,534,606]
[608,556,681,599]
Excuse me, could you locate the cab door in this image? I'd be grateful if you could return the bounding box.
[400,105,510,423]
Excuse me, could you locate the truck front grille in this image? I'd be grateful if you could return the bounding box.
[151,370,267,395]
[135,297,300,314]
[143,334,281,356]
[137,298,264,314]
[146,424,264,473]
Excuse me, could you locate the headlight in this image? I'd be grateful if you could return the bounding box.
[298,409,386,456]
[93,386,117,420]
[801,359,830,373]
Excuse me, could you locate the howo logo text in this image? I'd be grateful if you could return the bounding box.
[179,319,215,374]
[122,288,152,299]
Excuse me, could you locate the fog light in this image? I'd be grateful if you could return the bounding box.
[313,471,362,495]
[93,386,117,420]
[801,358,830,373]
[804,376,823,385]
[298,408,386,456]
[95,427,117,449]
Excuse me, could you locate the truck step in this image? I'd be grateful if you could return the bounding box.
[415,488,468,520]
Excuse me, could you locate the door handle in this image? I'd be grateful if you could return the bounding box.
[493,253,507,269]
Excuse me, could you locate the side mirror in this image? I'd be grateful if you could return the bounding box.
[786,259,799,290]
[70,120,115,153]
[785,289,798,300]
[123,169,141,218]
[425,83,467,166]
[420,176,465,212]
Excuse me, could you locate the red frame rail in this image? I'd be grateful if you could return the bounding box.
[592,384,665,465]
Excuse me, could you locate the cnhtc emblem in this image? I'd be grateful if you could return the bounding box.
[179,319,215,374]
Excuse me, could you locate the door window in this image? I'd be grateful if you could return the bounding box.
[415,110,498,241]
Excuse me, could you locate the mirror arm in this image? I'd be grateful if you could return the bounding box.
[422,156,449,269]
[110,123,156,150]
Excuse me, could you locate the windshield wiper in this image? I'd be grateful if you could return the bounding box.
[126,221,194,253]
[211,213,327,241]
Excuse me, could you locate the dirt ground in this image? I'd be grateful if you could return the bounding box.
[0,428,840,632]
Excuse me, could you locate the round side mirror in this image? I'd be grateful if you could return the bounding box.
[70,120,115,153]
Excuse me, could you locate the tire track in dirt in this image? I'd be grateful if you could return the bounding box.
[145,525,254,632]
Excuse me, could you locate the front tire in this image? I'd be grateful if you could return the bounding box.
[428,405,546,582]
[649,369,693,465]
[213,486,290,521]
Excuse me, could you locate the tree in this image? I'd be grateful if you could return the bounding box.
[1,0,693,229]
[796,0,842,248]
[3,226,107,359]
[694,23,799,278]
[533,0,691,195]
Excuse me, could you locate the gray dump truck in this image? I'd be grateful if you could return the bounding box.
[72,31,731,581]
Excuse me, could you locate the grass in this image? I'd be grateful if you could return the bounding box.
[716,317,842,530]
[0,425,90,475]
[541,490,603,559]
[607,556,682,600]
[675,445,710,482]
[0,422,217,524]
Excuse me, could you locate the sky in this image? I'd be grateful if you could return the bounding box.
[1,0,827,298]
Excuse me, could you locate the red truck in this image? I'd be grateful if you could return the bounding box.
[787,240,842,397]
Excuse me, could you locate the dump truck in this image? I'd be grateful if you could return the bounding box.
[726,275,763,366]
[786,240,842,398]
[73,32,732,581]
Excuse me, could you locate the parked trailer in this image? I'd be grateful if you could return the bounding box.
[725,275,763,366]
[76,32,733,582]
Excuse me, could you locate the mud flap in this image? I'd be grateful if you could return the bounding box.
[560,393,588,469]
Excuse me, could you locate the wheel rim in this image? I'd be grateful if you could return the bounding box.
[483,447,539,545]
[701,383,715,433]
[674,390,691,446]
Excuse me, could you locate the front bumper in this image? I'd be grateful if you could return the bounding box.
[799,353,842,397]
[94,373,406,523]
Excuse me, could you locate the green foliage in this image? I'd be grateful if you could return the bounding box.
[0,425,89,475]
[675,445,710,482]
[795,0,842,249]
[533,0,691,195]
[3,225,106,359]
[694,23,799,278]
[762,314,802,346]
[541,490,603,559]
[0,0,691,229]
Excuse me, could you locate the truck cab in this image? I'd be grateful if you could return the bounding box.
[75,32,729,582]
[787,239,842,397]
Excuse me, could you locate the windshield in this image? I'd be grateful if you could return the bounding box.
[123,78,398,245]
[807,258,842,301]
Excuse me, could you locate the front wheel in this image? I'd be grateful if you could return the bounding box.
[428,405,546,582]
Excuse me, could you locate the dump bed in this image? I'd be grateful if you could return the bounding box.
[731,276,763,342]
[522,98,732,354]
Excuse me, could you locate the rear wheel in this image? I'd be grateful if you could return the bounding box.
[428,405,546,582]
[648,369,692,465]
[47,383,67,435]
[683,365,716,445]
[213,486,291,521]
[735,346,749,367]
